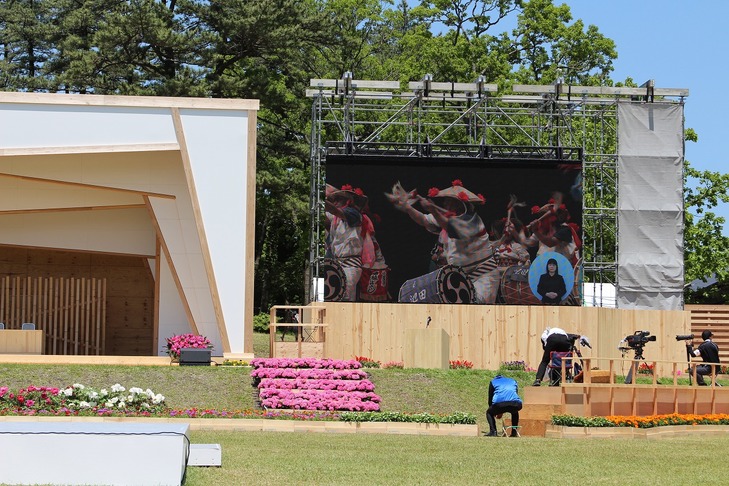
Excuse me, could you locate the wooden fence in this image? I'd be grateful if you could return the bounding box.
[0,275,107,355]
[687,304,729,364]
[318,302,690,373]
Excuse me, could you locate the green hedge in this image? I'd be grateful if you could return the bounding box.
[339,411,476,425]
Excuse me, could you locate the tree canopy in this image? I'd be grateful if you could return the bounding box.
[0,0,722,309]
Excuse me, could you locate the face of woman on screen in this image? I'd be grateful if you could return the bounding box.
[547,261,557,275]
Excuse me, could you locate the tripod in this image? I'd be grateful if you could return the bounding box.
[623,345,650,384]
[682,340,695,385]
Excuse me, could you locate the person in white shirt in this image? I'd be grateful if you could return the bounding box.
[533,327,573,386]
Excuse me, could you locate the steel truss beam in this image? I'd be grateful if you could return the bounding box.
[307,76,688,306]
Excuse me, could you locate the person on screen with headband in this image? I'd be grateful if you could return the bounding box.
[492,217,530,267]
[518,195,581,266]
[386,179,500,304]
[325,183,373,302]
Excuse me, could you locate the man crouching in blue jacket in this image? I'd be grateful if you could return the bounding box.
[486,375,523,437]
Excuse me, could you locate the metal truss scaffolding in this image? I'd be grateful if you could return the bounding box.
[306,74,688,306]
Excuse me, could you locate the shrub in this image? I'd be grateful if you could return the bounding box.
[499,360,527,372]
[253,313,271,333]
[0,383,166,415]
[340,411,476,425]
[354,356,381,368]
[221,359,250,367]
[637,362,654,375]
[382,361,404,369]
[449,359,474,369]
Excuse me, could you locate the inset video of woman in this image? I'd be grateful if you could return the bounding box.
[528,252,574,305]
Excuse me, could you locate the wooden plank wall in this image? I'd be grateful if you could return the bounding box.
[0,247,155,356]
[0,275,106,355]
[321,303,691,374]
[686,304,729,364]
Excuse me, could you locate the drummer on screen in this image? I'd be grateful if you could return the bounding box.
[325,183,375,302]
[386,179,500,304]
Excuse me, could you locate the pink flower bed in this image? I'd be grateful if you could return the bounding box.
[258,389,381,411]
[251,358,362,370]
[251,368,369,380]
[251,357,381,412]
[258,378,375,392]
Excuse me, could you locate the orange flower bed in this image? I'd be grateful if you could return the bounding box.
[606,413,729,428]
[552,413,729,428]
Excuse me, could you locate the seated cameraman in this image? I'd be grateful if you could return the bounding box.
[692,330,721,386]
[486,374,522,437]
[533,327,574,386]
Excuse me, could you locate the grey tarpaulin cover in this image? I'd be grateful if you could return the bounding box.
[617,103,684,310]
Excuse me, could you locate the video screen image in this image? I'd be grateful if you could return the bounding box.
[323,156,582,306]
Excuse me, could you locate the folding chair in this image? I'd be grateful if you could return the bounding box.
[548,351,573,386]
[499,414,521,437]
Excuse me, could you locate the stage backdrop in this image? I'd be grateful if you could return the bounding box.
[617,103,684,310]
[325,156,582,306]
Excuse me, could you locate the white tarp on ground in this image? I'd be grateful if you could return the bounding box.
[617,103,684,310]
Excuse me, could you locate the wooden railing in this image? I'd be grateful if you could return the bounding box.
[521,355,729,436]
[0,275,107,355]
[558,356,729,416]
[268,305,327,359]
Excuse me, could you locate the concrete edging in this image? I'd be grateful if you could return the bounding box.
[546,424,729,439]
[0,416,480,437]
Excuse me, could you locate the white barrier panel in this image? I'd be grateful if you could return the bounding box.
[0,421,190,486]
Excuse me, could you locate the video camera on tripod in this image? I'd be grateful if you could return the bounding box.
[624,330,656,349]
[620,331,656,384]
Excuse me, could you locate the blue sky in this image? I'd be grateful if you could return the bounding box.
[562,1,729,234]
[417,0,728,233]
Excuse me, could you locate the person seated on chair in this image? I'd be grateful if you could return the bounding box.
[486,374,523,437]
[533,327,575,386]
[692,330,721,386]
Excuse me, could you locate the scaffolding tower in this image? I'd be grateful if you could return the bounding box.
[306,74,688,306]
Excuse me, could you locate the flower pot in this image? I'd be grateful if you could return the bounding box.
[179,348,212,366]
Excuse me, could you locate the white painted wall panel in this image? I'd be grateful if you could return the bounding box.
[157,251,193,356]
[0,105,177,148]
[148,196,221,353]
[179,109,248,354]
[0,208,156,255]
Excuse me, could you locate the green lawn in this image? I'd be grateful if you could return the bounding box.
[184,431,729,485]
[2,333,728,485]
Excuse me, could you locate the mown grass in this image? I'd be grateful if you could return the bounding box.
[184,431,729,485]
[3,332,729,484]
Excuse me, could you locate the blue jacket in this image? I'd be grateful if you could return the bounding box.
[489,375,522,405]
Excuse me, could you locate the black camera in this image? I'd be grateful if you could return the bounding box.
[624,330,656,348]
[675,334,694,341]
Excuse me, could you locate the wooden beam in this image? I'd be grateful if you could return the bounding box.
[0,204,147,215]
[0,143,179,157]
[0,172,176,200]
[0,91,259,111]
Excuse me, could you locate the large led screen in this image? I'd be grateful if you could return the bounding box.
[323,156,582,306]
